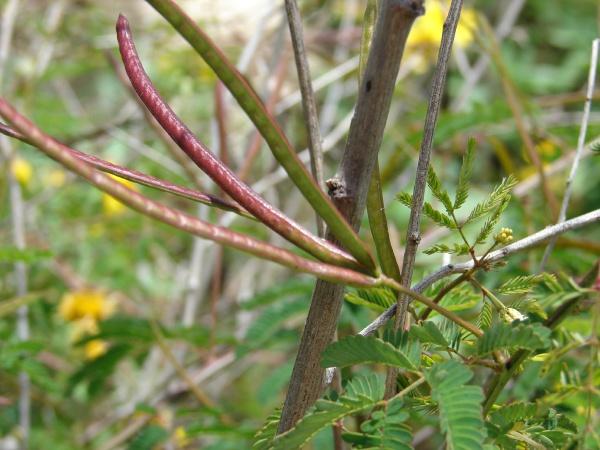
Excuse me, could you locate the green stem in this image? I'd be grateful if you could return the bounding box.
[367,164,401,281]
[381,276,483,337]
[144,0,375,271]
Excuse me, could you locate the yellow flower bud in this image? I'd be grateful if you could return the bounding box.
[495,227,514,245]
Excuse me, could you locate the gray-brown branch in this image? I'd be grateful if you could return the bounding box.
[277,0,424,433]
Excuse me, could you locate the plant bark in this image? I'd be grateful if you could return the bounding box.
[278,0,424,433]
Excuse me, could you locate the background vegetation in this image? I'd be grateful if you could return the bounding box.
[0,0,599,449]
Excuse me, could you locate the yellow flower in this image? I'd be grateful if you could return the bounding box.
[173,426,190,448]
[10,157,33,186]
[408,0,477,49]
[406,1,477,71]
[59,289,115,322]
[84,339,108,360]
[101,175,137,217]
[45,169,67,188]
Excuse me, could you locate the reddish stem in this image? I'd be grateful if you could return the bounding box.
[0,122,248,217]
[116,15,363,271]
[0,97,378,288]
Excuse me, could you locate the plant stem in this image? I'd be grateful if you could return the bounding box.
[0,98,380,289]
[540,38,600,270]
[387,0,464,398]
[367,164,401,281]
[0,122,253,219]
[1,1,30,448]
[117,16,364,271]
[278,0,424,433]
[284,0,325,236]
[144,0,375,270]
[357,209,600,336]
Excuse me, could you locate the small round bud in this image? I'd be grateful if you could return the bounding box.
[495,227,514,244]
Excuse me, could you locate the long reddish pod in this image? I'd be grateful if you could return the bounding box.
[116,15,364,271]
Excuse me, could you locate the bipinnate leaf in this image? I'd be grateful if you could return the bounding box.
[271,375,385,450]
[476,322,551,356]
[454,138,475,210]
[465,175,517,224]
[497,274,553,295]
[474,196,510,245]
[426,361,486,450]
[322,335,421,371]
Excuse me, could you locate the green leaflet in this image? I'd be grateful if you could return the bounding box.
[321,334,421,371]
[477,299,494,330]
[489,402,538,430]
[476,322,551,356]
[454,138,475,210]
[497,274,553,295]
[253,409,281,450]
[426,361,486,450]
[409,321,449,347]
[397,192,457,229]
[427,167,454,214]
[344,286,396,312]
[271,375,385,450]
[464,175,518,225]
[343,397,413,449]
[474,195,510,245]
[145,0,374,271]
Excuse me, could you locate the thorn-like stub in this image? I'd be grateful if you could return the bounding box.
[326,177,346,198]
[392,0,425,17]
